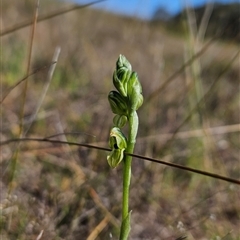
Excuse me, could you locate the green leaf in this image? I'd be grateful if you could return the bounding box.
[119,211,132,240]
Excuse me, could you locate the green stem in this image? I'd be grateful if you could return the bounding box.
[120,111,138,240]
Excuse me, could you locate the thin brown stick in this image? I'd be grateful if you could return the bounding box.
[0,0,106,37]
[44,131,96,139]
[1,137,239,185]
[130,152,240,185]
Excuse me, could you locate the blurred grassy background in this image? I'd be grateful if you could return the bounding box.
[1,0,239,239]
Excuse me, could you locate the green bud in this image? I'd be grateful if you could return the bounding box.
[113,68,131,97]
[110,55,144,116]
[107,127,127,168]
[127,72,143,111]
[113,55,132,97]
[116,54,132,72]
[113,115,127,128]
[108,91,128,116]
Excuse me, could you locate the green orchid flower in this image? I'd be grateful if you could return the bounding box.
[107,127,127,168]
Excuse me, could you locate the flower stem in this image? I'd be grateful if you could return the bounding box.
[120,111,138,240]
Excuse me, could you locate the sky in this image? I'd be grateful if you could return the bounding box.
[68,0,239,19]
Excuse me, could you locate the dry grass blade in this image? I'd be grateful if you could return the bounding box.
[0,0,106,37]
[35,230,44,240]
[86,216,110,240]
[0,62,56,104]
[146,17,239,104]
[139,123,240,142]
[20,0,39,133]
[197,2,214,41]
[24,46,61,134]
[1,137,239,185]
[7,0,40,194]
[159,50,240,155]
[89,188,120,228]
[146,35,217,103]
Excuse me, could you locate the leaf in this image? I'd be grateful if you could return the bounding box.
[119,211,132,240]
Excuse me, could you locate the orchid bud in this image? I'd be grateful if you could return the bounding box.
[127,72,143,111]
[107,127,127,168]
[113,115,127,128]
[116,54,132,72]
[113,55,132,97]
[112,55,143,111]
[113,68,131,97]
[108,91,128,116]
